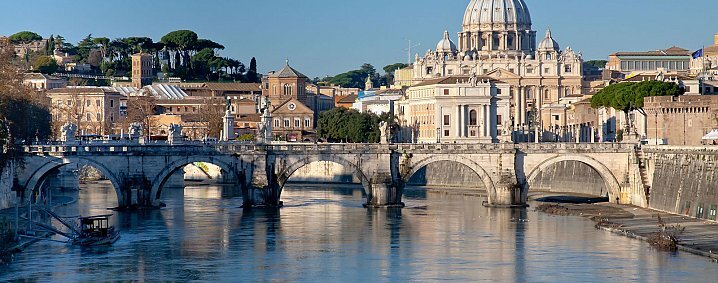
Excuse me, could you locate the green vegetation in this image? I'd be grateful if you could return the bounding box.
[9,31,42,44]
[236,133,255,141]
[583,60,607,69]
[317,108,398,143]
[32,55,58,74]
[322,63,409,89]
[591,81,683,113]
[8,30,255,83]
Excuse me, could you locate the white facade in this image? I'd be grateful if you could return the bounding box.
[397,76,511,144]
[410,0,584,133]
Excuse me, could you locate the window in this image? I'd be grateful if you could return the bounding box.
[96,99,101,107]
[469,110,478,126]
[496,88,502,95]
[110,100,114,108]
[86,113,92,121]
[284,84,292,95]
[304,119,311,128]
[697,204,705,218]
[444,130,450,137]
[67,99,72,106]
[274,119,280,128]
[564,65,572,73]
[544,68,550,74]
[294,118,300,128]
[709,205,717,221]
[546,53,552,60]
[527,67,534,73]
[284,119,290,128]
[96,113,101,121]
[86,100,91,107]
[443,115,450,126]
[443,89,450,95]
[447,69,453,75]
[497,115,502,125]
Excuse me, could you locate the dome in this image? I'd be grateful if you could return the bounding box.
[538,29,560,51]
[463,0,532,28]
[436,31,457,53]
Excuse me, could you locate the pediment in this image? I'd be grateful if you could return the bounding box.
[485,68,520,79]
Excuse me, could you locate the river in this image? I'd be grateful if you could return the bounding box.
[1,181,716,282]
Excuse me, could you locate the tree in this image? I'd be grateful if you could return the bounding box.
[591,80,683,135]
[32,56,58,74]
[0,45,52,145]
[125,94,157,137]
[316,108,398,143]
[382,63,409,86]
[9,31,42,44]
[76,34,95,63]
[161,30,199,69]
[324,63,378,89]
[246,57,259,83]
[198,98,225,138]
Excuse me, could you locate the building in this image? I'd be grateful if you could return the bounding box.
[263,60,309,106]
[396,76,511,144]
[131,53,154,88]
[182,82,262,98]
[352,88,404,115]
[391,66,415,88]
[23,73,67,91]
[12,38,49,59]
[271,98,315,142]
[409,0,584,134]
[607,46,692,74]
[690,33,718,79]
[644,95,718,146]
[47,87,124,136]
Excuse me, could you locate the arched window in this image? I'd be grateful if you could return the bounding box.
[284,84,292,95]
[469,110,478,126]
[546,53,552,60]
[527,89,533,100]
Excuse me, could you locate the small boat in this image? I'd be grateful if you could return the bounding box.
[72,215,120,246]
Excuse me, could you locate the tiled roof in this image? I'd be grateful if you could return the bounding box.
[203,82,261,92]
[611,46,691,57]
[268,62,307,78]
[47,87,120,95]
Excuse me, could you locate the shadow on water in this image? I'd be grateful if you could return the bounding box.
[534,195,609,204]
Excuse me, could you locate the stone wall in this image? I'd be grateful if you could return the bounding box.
[646,147,718,221]
[288,161,359,183]
[0,163,17,210]
[530,160,608,197]
[407,161,484,189]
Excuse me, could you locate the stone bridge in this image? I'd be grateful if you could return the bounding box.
[13,142,643,209]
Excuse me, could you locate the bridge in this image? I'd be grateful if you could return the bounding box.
[13,142,645,209]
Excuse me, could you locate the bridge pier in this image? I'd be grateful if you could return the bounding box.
[117,175,157,210]
[364,172,404,208]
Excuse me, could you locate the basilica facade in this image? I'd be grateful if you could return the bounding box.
[399,0,584,143]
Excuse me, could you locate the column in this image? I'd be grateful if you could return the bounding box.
[457,105,462,139]
[464,105,469,138]
[485,104,491,138]
[514,88,521,128]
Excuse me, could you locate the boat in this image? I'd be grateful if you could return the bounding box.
[72,215,120,246]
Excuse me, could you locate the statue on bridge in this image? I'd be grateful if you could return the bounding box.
[168,123,183,145]
[379,121,391,145]
[256,96,273,144]
[128,123,143,140]
[60,123,77,143]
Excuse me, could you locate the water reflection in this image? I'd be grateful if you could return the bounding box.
[1,182,716,282]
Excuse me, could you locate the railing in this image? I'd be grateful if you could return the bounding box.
[20,141,637,155]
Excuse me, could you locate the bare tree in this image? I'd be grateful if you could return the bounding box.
[125,93,157,137]
[198,97,225,138]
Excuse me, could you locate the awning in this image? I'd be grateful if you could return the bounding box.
[702,129,718,140]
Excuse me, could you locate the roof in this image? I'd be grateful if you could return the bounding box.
[611,46,691,57]
[24,73,62,81]
[337,94,357,104]
[268,61,307,78]
[47,87,121,95]
[202,82,261,92]
[272,98,314,115]
[237,114,261,122]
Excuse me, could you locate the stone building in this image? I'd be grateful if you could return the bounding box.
[47,87,124,136]
[271,98,314,142]
[131,52,154,89]
[606,46,692,74]
[408,0,584,135]
[396,76,511,144]
[23,73,67,91]
[644,95,718,146]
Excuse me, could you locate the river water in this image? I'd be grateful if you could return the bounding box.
[1,182,717,282]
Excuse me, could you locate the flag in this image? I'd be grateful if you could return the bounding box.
[692,48,704,59]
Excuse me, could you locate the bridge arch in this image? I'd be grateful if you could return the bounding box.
[525,155,621,202]
[403,155,496,193]
[24,157,123,205]
[150,156,242,205]
[276,155,371,198]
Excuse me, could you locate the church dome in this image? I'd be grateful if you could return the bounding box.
[538,29,560,51]
[436,31,457,53]
[463,0,532,28]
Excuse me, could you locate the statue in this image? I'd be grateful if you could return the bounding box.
[259,96,272,116]
[225,97,232,112]
[60,123,77,143]
[128,123,143,139]
[168,123,183,145]
[379,121,391,145]
[468,70,478,86]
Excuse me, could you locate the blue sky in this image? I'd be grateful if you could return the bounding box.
[2,0,716,78]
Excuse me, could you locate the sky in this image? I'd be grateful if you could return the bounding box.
[2,0,717,78]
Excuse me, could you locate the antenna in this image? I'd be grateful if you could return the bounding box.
[405,40,421,65]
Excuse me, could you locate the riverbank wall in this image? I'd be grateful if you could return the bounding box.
[0,163,17,210]
[644,146,718,221]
